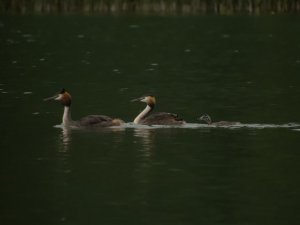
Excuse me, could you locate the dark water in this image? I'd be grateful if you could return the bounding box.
[1,15,300,225]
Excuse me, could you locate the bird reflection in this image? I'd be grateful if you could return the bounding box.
[54,127,72,223]
[133,128,156,154]
[58,127,72,153]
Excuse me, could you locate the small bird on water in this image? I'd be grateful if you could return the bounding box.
[198,114,240,126]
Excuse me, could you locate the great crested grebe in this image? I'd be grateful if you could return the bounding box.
[132,95,185,125]
[198,114,240,126]
[44,88,124,128]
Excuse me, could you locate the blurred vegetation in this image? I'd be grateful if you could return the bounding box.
[0,0,300,14]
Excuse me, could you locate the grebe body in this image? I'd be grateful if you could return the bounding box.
[132,95,185,125]
[198,114,240,126]
[44,88,124,128]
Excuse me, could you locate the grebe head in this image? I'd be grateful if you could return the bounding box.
[131,95,156,107]
[198,114,212,125]
[44,88,72,107]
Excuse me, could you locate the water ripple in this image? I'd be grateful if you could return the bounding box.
[122,122,300,130]
[53,122,300,130]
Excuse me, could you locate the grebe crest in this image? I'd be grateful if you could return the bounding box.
[132,95,156,107]
[55,88,72,107]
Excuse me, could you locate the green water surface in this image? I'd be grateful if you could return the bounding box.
[1,15,300,225]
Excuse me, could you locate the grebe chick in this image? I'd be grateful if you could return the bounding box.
[198,114,240,126]
[44,88,124,128]
[132,95,185,125]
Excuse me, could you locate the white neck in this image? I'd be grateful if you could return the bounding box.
[62,106,73,126]
[133,105,152,124]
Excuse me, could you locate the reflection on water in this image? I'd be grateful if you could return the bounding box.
[54,127,73,223]
[55,127,73,175]
[132,127,156,209]
[133,127,156,153]
[58,127,72,153]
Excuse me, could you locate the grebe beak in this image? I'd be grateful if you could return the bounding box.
[43,94,59,101]
[131,97,142,102]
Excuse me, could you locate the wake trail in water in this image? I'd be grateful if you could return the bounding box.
[53,122,300,130]
[121,122,300,130]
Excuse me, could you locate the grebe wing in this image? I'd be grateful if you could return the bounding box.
[142,112,185,125]
[79,115,113,126]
